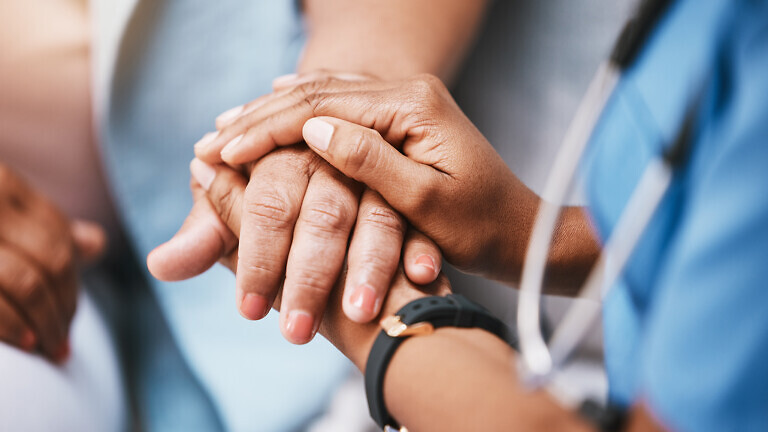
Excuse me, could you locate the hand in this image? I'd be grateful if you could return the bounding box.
[0,164,106,361]
[170,156,451,367]
[194,72,539,284]
[149,151,443,344]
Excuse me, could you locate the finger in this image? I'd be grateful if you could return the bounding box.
[235,149,311,321]
[213,73,360,131]
[0,296,37,353]
[189,159,249,273]
[280,163,361,344]
[343,189,405,323]
[214,80,398,165]
[190,159,247,236]
[71,220,107,263]
[0,197,78,329]
[402,229,443,285]
[0,245,67,360]
[303,116,438,216]
[147,174,238,281]
[197,86,306,163]
[272,70,373,91]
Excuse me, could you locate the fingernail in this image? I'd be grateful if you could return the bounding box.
[240,292,269,320]
[21,330,37,352]
[216,105,243,125]
[272,73,299,87]
[54,341,71,363]
[285,310,314,343]
[190,158,216,191]
[415,255,436,273]
[303,118,334,152]
[220,134,244,159]
[349,284,379,317]
[194,131,219,152]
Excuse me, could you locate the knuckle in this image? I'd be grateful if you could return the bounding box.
[240,259,284,286]
[405,74,449,118]
[287,269,334,300]
[359,205,406,237]
[243,189,294,232]
[294,79,328,106]
[15,270,47,308]
[344,129,380,177]
[215,186,238,224]
[409,74,446,99]
[301,198,354,236]
[302,91,328,116]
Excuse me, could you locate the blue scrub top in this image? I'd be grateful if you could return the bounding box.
[585,0,768,430]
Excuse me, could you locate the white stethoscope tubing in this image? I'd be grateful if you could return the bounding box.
[517,62,620,381]
[516,59,676,393]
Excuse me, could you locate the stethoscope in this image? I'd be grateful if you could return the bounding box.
[515,0,695,419]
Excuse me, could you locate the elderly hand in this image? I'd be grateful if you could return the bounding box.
[149,90,443,344]
[175,159,451,367]
[0,163,106,361]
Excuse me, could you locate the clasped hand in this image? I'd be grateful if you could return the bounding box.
[150,72,537,345]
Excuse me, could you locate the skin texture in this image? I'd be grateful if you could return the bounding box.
[195,153,665,432]
[0,163,105,361]
[148,0,490,344]
[197,73,600,294]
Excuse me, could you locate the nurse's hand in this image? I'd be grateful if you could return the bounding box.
[149,148,442,345]
[196,73,541,284]
[0,163,106,362]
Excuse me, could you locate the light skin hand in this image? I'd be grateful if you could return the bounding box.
[0,163,106,362]
[151,144,442,345]
[179,158,441,343]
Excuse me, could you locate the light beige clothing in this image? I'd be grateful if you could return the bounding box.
[0,0,115,230]
[0,3,126,431]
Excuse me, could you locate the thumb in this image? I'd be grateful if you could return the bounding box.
[147,171,239,281]
[302,116,434,215]
[71,219,107,263]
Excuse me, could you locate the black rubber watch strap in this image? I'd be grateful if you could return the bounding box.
[364,294,517,430]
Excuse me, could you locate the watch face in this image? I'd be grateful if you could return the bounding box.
[385,426,408,432]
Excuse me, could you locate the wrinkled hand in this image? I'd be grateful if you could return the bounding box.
[194,72,538,284]
[0,164,106,361]
[149,80,443,344]
[149,149,442,345]
[175,158,451,367]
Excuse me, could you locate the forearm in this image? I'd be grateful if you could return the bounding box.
[385,327,593,431]
[299,0,489,82]
[496,186,600,296]
[318,287,590,431]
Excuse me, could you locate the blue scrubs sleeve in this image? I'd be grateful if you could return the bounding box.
[638,9,768,431]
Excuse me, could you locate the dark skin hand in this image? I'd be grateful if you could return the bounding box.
[0,163,106,362]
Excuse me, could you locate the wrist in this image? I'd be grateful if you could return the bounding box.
[487,179,541,285]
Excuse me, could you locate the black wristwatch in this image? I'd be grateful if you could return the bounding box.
[364,294,517,431]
